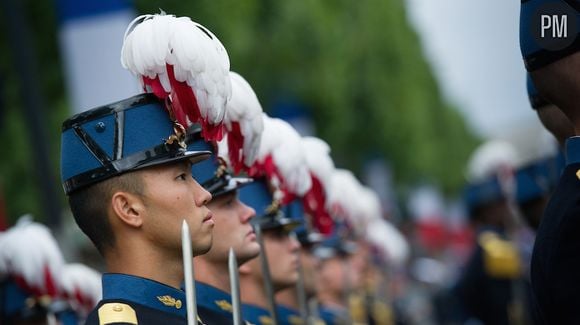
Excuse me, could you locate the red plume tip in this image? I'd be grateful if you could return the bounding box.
[227,122,245,173]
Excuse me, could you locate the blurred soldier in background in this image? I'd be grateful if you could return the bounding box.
[451,140,526,324]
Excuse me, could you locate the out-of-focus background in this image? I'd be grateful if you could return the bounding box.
[0,0,550,323]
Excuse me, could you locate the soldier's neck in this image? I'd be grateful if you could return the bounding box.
[105,242,184,289]
[317,291,346,309]
[194,258,231,293]
[239,276,269,309]
[275,287,299,309]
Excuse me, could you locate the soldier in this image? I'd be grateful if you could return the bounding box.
[190,71,265,324]
[520,1,580,322]
[237,115,312,325]
[526,74,574,147]
[314,230,358,325]
[275,198,324,325]
[61,12,232,324]
[452,140,525,324]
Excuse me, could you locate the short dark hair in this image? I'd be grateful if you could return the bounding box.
[68,172,143,255]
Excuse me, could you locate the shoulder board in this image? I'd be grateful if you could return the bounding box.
[349,293,367,323]
[372,300,393,324]
[478,231,521,279]
[98,303,138,325]
[259,315,274,325]
[288,314,304,325]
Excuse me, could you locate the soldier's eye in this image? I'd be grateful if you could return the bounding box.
[176,173,187,181]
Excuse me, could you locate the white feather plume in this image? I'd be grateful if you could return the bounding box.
[366,218,410,267]
[121,13,231,139]
[253,115,312,198]
[0,215,65,296]
[223,71,264,169]
[467,140,519,183]
[302,137,335,189]
[61,263,102,314]
[325,169,364,223]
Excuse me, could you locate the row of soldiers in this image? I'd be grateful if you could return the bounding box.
[2,12,407,325]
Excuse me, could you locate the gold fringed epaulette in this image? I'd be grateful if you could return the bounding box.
[479,231,521,279]
[349,292,367,323]
[98,303,138,325]
[259,315,274,325]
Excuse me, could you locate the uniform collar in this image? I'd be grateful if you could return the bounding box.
[196,282,233,315]
[102,273,186,319]
[276,304,303,325]
[242,303,272,324]
[565,136,580,165]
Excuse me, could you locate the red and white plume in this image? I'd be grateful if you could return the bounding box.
[221,71,264,173]
[358,188,410,266]
[302,136,335,235]
[61,263,102,317]
[0,216,65,298]
[121,13,231,141]
[248,114,311,203]
[367,218,410,267]
[326,169,364,226]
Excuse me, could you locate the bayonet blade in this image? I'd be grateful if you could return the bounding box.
[255,225,279,325]
[229,247,243,325]
[182,220,198,325]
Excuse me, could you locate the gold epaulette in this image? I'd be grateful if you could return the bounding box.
[259,315,274,325]
[349,292,368,323]
[98,303,138,325]
[372,300,394,325]
[479,231,521,279]
[288,315,304,325]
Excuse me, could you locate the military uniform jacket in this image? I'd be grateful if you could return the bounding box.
[85,274,221,325]
[531,137,580,324]
[196,281,250,324]
[242,303,273,325]
[318,304,349,325]
[453,227,522,325]
[276,304,304,325]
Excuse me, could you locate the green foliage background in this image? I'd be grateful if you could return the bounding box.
[0,0,478,226]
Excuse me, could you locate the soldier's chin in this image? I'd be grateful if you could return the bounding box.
[192,233,214,256]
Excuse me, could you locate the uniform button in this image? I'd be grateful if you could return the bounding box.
[175,300,182,309]
[113,304,124,312]
[95,122,106,133]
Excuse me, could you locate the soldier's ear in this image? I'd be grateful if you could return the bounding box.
[111,191,145,228]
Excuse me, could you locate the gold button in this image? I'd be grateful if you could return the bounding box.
[175,300,182,309]
[113,304,124,312]
[576,169,580,180]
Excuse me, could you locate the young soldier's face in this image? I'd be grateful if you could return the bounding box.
[203,191,260,264]
[299,247,319,296]
[263,228,301,291]
[139,161,214,256]
[318,256,348,296]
